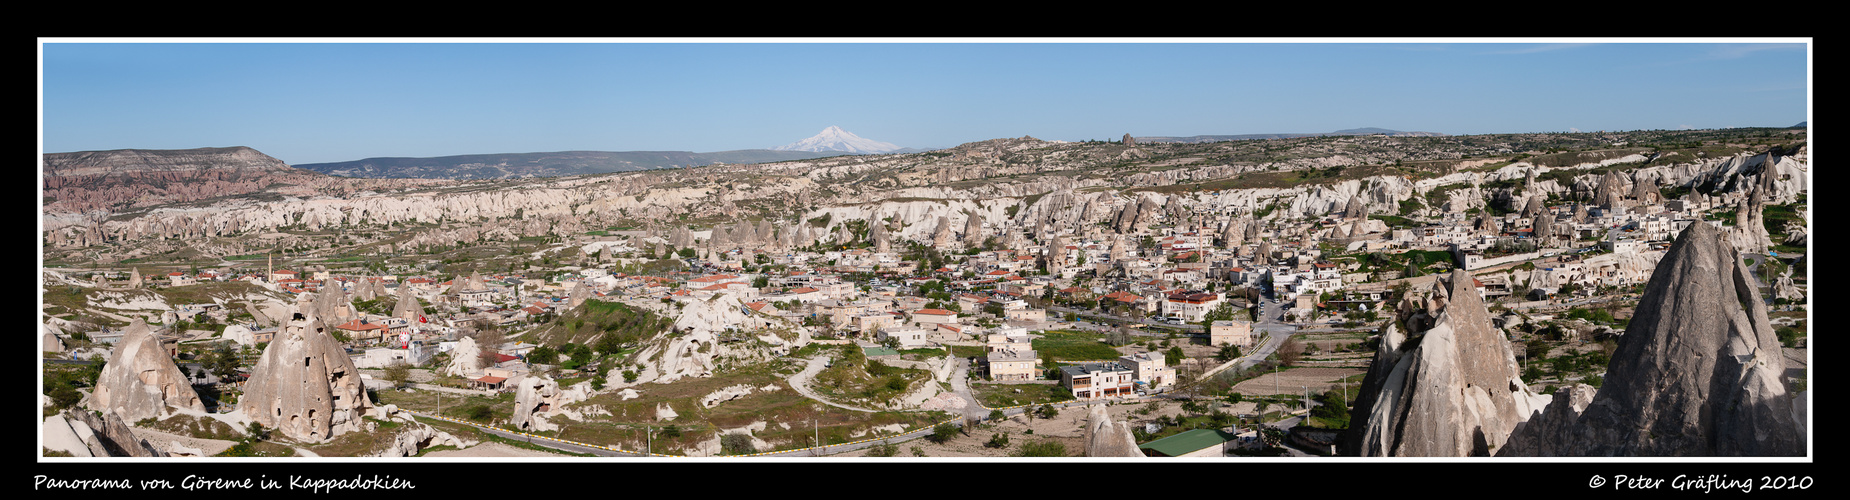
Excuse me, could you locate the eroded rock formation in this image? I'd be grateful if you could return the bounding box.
[86,319,205,422]
[1084,404,1144,457]
[1497,222,1804,456]
[511,376,563,432]
[241,311,374,442]
[1343,270,1549,457]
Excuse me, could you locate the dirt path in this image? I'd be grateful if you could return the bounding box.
[786,355,878,413]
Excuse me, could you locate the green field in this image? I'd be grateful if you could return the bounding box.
[1032,329,1124,363]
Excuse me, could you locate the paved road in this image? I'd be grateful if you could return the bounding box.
[1045,305,1202,332]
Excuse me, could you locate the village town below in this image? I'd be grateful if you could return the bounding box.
[42,132,1809,459]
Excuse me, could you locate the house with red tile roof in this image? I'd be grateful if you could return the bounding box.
[334,318,390,342]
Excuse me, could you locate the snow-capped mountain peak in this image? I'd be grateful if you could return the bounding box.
[771,126,903,154]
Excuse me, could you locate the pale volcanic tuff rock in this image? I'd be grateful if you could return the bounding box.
[611,294,746,388]
[511,376,565,432]
[1772,266,1804,302]
[374,421,475,458]
[309,277,359,327]
[1342,270,1550,457]
[41,414,95,457]
[1084,404,1144,457]
[69,408,163,457]
[443,336,484,378]
[1497,222,1804,456]
[392,281,424,323]
[961,211,985,248]
[85,319,206,422]
[47,144,1803,251]
[569,280,592,309]
[241,312,374,443]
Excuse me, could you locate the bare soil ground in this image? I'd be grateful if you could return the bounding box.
[821,399,1201,458]
[1230,367,1365,397]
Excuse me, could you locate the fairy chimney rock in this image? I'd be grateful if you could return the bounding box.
[240,311,374,442]
[86,319,205,422]
[1497,222,1804,456]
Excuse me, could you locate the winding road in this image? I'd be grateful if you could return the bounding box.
[786,355,879,413]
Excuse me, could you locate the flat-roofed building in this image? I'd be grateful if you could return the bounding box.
[983,347,1039,381]
[911,308,958,327]
[1004,308,1046,322]
[1060,362,1136,400]
[1209,319,1253,348]
[1161,291,1222,323]
[877,326,931,349]
[1118,351,1176,390]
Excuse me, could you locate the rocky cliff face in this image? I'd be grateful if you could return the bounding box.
[85,319,205,422]
[1497,222,1803,456]
[1343,270,1549,457]
[241,311,374,443]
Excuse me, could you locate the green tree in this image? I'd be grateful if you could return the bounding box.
[721,433,756,455]
[1180,399,1209,415]
[985,432,1010,448]
[527,345,559,365]
[47,382,81,410]
[383,361,411,389]
[927,423,958,444]
[1216,344,1243,362]
[207,343,243,379]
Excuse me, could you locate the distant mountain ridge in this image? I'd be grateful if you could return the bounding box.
[41,146,445,214]
[293,149,847,180]
[1136,127,1447,144]
[771,126,909,154]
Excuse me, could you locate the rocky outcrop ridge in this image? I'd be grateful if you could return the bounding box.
[1497,222,1803,456]
[374,420,475,458]
[240,311,374,442]
[68,409,163,457]
[1342,270,1549,456]
[42,146,448,215]
[85,319,205,422]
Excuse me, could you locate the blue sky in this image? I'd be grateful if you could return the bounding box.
[39,39,1809,165]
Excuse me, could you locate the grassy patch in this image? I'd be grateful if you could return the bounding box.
[143,414,242,441]
[542,352,945,454]
[1033,329,1124,362]
[950,345,987,359]
[971,383,1073,408]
